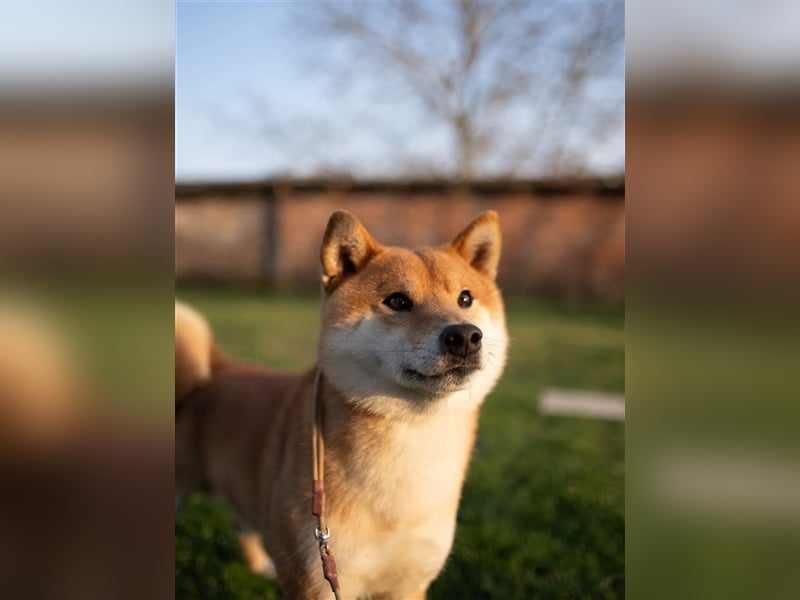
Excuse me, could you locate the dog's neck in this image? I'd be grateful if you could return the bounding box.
[317,374,480,519]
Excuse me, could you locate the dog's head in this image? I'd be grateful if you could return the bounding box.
[318,210,508,415]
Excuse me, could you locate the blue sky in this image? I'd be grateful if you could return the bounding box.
[3,2,799,181]
[176,1,455,181]
[175,1,625,182]
[176,3,295,180]
[0,0,171,87]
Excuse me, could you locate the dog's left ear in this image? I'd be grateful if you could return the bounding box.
[450,211,502,280]
[321,210,380,292]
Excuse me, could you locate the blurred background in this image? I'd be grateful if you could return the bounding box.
[0,1,173,598]
[176,2,624,599]
[176,1,625,305]
[627,2,800,599]
[177,1,623,181]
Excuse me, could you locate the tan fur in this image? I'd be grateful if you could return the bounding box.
[238,531,277,578]
[0,297,83,462]
[176,211,508,599]
[174,301,214,399]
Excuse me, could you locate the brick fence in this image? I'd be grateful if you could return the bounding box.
[175,178,625,305]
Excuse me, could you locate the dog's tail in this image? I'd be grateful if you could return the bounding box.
[175,301,225,401]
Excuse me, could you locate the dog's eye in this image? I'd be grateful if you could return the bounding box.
[458,290,473,308]
[383,292,413,312]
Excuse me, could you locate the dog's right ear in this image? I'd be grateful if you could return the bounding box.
[320,210,380,292]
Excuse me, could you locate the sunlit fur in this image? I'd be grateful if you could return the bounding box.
[175,210,508,599]
[175,301,213,398]
[0,297,84,462]
[320,246,507,419]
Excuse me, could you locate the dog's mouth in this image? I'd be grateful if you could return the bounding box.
[403,363,478,383]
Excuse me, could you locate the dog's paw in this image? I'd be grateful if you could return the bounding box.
[237,531,278,579]
[250,556,277,579]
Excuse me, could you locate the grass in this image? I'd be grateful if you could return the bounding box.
[175,288,624,599]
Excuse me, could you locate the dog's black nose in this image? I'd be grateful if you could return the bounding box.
[440,324,482,358]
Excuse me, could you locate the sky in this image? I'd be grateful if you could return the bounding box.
[176,1,462,181]
[3,2,800,182]
[175,1,625,182]
[0,0,172,87]
[626,0,800,82]
[176,3,301,180]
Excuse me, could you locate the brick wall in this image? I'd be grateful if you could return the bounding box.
[175,180,625,305]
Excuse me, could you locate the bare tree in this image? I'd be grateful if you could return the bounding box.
[301,0,624,180]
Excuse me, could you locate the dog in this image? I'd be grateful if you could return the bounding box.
[175,210,508,599]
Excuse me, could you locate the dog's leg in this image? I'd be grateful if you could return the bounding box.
[237,530,277,579]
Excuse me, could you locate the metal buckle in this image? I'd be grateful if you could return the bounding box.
[314,526,330,544]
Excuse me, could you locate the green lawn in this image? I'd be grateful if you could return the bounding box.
[175,289,624,599]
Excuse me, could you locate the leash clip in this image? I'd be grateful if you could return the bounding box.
[314,526,331,546]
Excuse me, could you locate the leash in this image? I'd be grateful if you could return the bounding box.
[311,370,342,600]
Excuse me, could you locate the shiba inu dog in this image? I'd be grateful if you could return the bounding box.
[175,210,508,599]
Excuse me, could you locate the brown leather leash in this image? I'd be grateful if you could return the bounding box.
[311,370,342,600]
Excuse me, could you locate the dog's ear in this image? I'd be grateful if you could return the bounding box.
[321,210,380,291]
[450,211,502,280]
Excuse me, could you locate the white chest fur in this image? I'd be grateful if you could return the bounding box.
[329,399,478,598]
